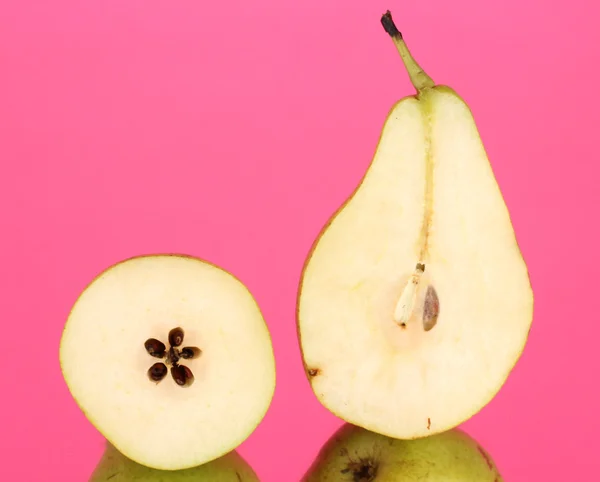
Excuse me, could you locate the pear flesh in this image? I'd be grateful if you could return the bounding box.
[296,12,533,439]
[89,442,260,481]
[60,254,276,470]
[302,423,504,481]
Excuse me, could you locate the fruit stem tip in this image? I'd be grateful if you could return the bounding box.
[380,9,435,93]
[381,10,402,39]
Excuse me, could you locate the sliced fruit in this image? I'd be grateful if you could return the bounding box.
[296,11,534,439]
[60,254,276,470]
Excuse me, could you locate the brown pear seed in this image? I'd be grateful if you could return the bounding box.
[181,365,194,386]
[168,327,184,347]
[180,347,202,359]
[423,285,440,331]
[171,364,194,387]
[144,338,166,358]
[147,362,168,382]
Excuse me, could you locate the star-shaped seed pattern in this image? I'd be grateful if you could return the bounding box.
[144,327,201,387]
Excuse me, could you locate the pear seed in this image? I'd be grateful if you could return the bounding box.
[168,327,185,347]
[181,347,202,359]
[171,364,194,387]
[181,365,194,386]
[148,362,168,382]
[423,286,440,331]
[144,338,166,358]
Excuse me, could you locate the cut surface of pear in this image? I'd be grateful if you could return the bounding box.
[302,423,503,481]
[60,254,276,470]
[89,442,260,481]
[296,11,533,439]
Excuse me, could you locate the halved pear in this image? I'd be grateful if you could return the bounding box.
[60,254,276,470]
[302,423,504,481]
[296,11,534,439]
[90,441,260,481]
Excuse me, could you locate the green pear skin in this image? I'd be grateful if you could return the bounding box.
[89,442,260,481]
[302,424,503,481]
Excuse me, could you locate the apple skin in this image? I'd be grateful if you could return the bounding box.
[89,441,260,482]
[302,423,504,482]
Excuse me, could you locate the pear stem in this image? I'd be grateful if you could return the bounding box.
[381,11,435,93]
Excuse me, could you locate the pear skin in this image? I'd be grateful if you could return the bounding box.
[302,423,504,482]
[89,442,260,481]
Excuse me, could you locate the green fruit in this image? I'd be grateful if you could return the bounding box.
[302,424,503,481]
[89,442,260,481]
[60,254,276,470]
[296,10,533,440]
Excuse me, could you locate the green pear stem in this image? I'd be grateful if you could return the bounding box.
[381,10,435,93]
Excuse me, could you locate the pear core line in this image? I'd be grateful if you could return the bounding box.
[382,10,439,332]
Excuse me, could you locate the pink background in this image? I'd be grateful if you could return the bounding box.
[0,1,598,481]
